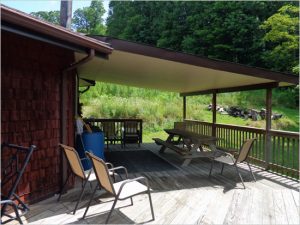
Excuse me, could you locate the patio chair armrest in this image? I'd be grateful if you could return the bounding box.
[105,162,114,169]
[212,149,235,162]
[213,149,236,163]
[117,176,150,196]
[129,176,149,187]
[109,166,128,178]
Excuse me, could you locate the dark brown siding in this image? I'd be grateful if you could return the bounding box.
[1,31,75,203]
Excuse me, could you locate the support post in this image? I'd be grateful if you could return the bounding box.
[183,96,186,121]
[212,91,217,137]
[265,88,272,169]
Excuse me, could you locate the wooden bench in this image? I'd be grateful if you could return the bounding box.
[153,138,189,156]
[153,138,219,166]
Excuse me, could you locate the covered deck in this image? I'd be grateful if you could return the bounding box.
[13,144,299,224]
[1,6,299,225]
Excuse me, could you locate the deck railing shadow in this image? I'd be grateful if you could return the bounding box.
[112,144,299,193]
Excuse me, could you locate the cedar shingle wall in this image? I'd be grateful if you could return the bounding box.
[1,31,75,203]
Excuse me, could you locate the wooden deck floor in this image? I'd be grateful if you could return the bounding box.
[8,143,300,224]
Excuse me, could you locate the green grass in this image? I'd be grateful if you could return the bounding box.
[80,82,299,140]
[143,130,169,143]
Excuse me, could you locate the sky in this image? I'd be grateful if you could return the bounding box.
[1,0,110,21]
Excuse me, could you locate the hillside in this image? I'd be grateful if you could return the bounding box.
[80,82,299,142]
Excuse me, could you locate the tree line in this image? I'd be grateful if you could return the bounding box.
[106,1,299,74]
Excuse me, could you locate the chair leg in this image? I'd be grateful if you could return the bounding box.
[247,162,256,182]
[13,193,29,212]
[73,178,89,215]
[105,198,118,224]
[209,159,214,176]
[148,191,155,221]
[57,172,71,202]
[2,201,23,225]
[234,165,245,189]
[221,163,225,175]
[82,184,99,219]
[11,201,23,225]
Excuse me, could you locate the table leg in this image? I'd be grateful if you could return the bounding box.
[159,134,175,153]
[182,158,192,167]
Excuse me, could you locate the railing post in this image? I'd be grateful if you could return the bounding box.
[212,91,217,137]
[265,88,272,169]
[140,119,143,143]
[183,96,186,120]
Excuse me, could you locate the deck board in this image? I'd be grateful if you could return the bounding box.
[5,143,299,224]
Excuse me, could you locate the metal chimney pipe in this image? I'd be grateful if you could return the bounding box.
[60,0,72,29]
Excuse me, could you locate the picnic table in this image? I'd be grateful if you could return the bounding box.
[153,129,223,166]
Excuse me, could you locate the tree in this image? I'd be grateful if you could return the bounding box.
[30,11,60,25]
[107,1,162,45]
[260,4,299,74]
[106,1,287,66]
[72,0,106,35]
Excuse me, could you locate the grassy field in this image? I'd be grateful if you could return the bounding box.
[80,82,299,143]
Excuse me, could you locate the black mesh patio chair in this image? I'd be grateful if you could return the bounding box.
[1,143,36,224]
[209,138,257,188]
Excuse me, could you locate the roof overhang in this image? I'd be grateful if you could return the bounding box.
[1,5,113,58]
[75,36,298,94]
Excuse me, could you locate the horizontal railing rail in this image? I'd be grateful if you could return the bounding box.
[184,119,299,179]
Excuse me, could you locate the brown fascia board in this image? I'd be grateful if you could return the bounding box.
[180,82,279,96]
[92,36,298,85]
[1,5,113,55]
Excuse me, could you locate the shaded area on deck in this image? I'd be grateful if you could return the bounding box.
[9,143,300,224]
[105,150,178,173]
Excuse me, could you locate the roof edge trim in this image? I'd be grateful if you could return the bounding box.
[180,82,279,96]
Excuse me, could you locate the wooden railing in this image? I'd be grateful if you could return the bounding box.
[184,119,299,178]
[84,118,143,143]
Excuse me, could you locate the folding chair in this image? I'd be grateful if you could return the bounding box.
[1,143,36,224]
[82,152,155,224]
[58,144,116,215]
[209,138,257,188]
